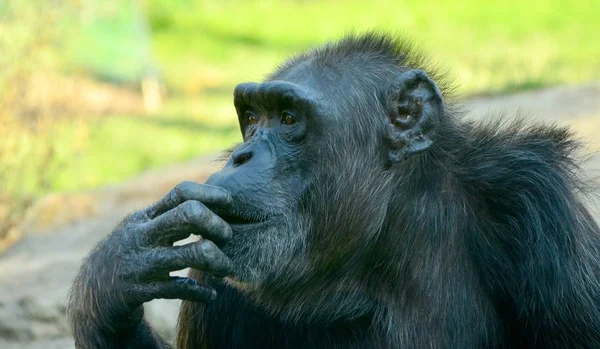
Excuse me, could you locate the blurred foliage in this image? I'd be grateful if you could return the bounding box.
[143,0,600,95]
[70,0,156,82]
[1,0,599,240]
[0,0,85,240]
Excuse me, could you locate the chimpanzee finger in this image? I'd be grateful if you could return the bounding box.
[130,277,217,304]
[140,240,234,278]
[142,200,232,246]
[145,181,232,219]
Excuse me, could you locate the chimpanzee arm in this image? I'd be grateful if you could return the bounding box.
[67,182,234,348]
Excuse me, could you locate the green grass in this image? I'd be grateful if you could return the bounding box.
[147,0,600,95]
[45,0,600,192]
[48,97,240,191]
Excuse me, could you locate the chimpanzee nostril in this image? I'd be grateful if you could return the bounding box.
[232,151,253,167]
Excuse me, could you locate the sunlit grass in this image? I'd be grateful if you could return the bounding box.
[146,0,600,95]
[49,101,240,191]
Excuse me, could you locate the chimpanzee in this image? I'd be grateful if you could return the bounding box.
[67,33,600,349]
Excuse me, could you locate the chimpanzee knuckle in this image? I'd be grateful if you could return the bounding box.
[196,240,219,264]
[219,220,233,241]
[175,181,190,192]
[207,213,228,235]
[169,184,184,205]
[188,202,215,228]
[179,200,205,222]
[121,223,149,248]
[174,181,196,198]
[117,254,145,280]
[225,225,233,241]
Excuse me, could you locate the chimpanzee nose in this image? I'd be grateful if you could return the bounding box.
[232,149,253,167]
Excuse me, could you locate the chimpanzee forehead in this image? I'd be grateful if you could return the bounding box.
[270,55,403,98]
[233,54,404,119]
[268,58,319,86]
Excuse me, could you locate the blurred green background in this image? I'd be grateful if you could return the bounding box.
[1,0,599,238]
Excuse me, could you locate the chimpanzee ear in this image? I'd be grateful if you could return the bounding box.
[386,69,443,163]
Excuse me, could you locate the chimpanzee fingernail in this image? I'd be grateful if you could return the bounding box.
[221,191,233,203]
[212,187,232,202]
[202,186,232,204]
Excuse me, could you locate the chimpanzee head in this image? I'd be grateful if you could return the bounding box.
[205,33,445,321]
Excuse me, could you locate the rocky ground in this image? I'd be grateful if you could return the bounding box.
[0,82,598,349]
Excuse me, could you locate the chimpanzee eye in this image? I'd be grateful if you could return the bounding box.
[245,111,258,125]
[281,111,297,125]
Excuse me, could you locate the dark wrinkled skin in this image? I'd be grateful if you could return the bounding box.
[68,182,236,347]
[68,33,600,349]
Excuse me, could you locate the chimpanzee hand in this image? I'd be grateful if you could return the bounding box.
[67,181,234,348]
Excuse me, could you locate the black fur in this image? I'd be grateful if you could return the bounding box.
[68,33,600,349]
[179,34,600,348]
